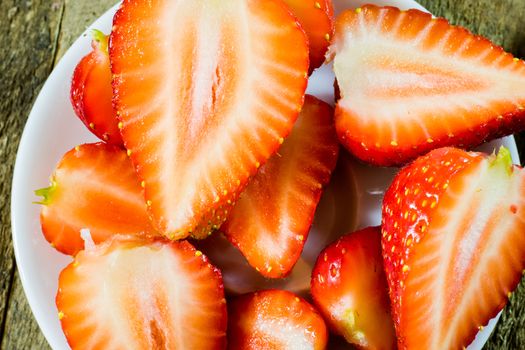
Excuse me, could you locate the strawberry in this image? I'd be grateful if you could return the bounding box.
[109,0,309,240]
[221,95,339,278]
[71,30,122,146]
[36,143,154,255]
[381,147,525,349]
[283,0,334,73]
[311,226,396,349]
[228,289,328,349]
[56,237,227,349]
[330,5,525,166]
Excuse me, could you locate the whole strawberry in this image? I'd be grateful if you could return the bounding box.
[311,226,396,349]
[382,147,525,349]
[71,30,122,145]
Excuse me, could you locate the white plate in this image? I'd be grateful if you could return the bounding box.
[11,0,515,349]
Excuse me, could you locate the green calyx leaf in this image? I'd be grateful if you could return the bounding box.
[91,29,109,54]
[341,309,367,345]
[34,180,57,205]
[491,146,513,175]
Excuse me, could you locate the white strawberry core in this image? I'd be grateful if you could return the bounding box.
[254,314,315,350]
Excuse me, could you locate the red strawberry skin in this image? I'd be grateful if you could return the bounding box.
[283,0,334,73]
[228,289,328,349]
[37,143,154,255]
[331,5,525,166]
[56,237,227,349]
[311,226,396,349]
[109,0,309,240]
[382,147,525,349]
[221,95,339,278]
[71,30,122,146]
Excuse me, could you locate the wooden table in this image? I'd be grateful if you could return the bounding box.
[1,0,524,348]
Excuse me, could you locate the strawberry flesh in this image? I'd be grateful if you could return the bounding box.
[330,5,525,166]
[228,289,327,349]
[382,147,525,349]
[311,226,396,349]
[283,0,334,73]
[110,0,309,240]
[37,143,155,256]
[221,95,339,278]
[71,30,122,145]
[56,237,227,349]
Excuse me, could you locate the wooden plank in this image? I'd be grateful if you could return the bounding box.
[54,0,116,63]
[419,0,525,57]
[1,274,49,349]
[0,0,113,349]
[488,282,525,349]
[0,0,65,345]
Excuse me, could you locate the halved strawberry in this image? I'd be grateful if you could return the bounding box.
[228,289,327,349]
[283,0,334,73]
[221,95,339,278]
[110,0,309,240]
[71,30,122,145]
[330,5,525,166]
[382,147,525,349]
[36,143,154,255]
[311,227,396,349]
[56,237,227,349]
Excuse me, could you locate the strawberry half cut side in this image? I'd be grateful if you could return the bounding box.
[382,147,525,349]
[221,95,339,278]
[36,143,154,256]
[110,0,309,239]
[331,5,525,166]
[56,237,227,349]
[227,289,328,349]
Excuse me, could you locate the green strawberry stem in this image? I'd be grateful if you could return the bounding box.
[91,29,108,54]
[34,180,57,205]
[492,146,513,175]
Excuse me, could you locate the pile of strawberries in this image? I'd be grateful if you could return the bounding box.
[36,1,525,349]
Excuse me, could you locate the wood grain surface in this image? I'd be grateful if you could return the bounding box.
[0,0,524,349]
